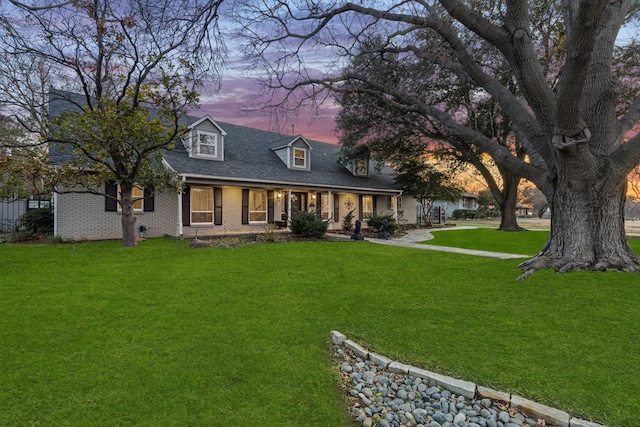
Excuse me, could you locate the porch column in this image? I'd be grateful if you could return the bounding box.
[177,176,185,236]
[328,190,334,230]
[177,191,183,236]
[393,194,398,220]
[287,188,292,229]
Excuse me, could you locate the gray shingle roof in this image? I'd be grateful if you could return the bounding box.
[48,90,400,193]
[163,121,399,192]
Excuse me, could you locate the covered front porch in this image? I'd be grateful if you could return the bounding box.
[174,181,401,237]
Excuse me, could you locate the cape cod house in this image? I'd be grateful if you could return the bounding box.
[49,92,403,241]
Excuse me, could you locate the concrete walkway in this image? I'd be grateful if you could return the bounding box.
[349,227,531,260]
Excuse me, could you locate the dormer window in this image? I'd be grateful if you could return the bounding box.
[355,159,369,176]
[272,136,312,170]
[197,131,217,157]
[294,148,307,168]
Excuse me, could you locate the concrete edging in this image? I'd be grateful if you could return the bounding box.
[331,330,605,427]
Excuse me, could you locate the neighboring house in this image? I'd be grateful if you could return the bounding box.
[48,92,403,241]
[396,193,479,225]
[431,192,478,219]
[516,204,533,217]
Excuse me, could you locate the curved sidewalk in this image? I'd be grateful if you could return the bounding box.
[358,227,531,260]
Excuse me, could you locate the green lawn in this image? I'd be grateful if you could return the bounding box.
[1,237,639,426]
[428,227,550,255]
[429,227,640,257]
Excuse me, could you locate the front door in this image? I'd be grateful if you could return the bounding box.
[290,192,306,213]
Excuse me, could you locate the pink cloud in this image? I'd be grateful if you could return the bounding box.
[194,75,341,144]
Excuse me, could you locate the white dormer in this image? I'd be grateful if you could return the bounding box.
[272,136,313,171]
[184,115,227,161]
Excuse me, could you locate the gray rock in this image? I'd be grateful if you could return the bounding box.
[399,403,412,412]
[454,413,467,424]
[359,395,372,407]
[498,411,510,424]
[433,413,446,423]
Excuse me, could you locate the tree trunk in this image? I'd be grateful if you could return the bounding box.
[518,158,640,278]
[497,172,525,231]
[423,201,433,227]
[119,183,138,248]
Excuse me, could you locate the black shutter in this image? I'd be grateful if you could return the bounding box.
[373,196,377,216]
[214,187,223,225]
[358,195,363,220]
[143,187,154,212]
[316,192,322,216]
[105,182,118,212]
[182,186,191,226]
[242,189,249,224]
[267,190,274,223]
[333,194,339,223]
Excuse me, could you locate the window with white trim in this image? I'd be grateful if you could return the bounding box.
[355,159,368,176]
[249,190,267,223]
[118,185,144,212]
[362,195,373,219]
[320,193,330,220]
[388,196,396,210]
[191,186,214,224]
[197,131,217,157]
[293,148,306,168]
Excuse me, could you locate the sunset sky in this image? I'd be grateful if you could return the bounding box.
[196,79,341,144]
[191,28,342,145]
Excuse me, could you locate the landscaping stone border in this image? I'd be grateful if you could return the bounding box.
[331,330,605,427]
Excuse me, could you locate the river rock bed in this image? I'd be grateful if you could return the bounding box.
[335,345,551,427]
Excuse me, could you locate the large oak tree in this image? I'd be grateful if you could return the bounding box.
[334,40,528,231]
[235,0,640,276]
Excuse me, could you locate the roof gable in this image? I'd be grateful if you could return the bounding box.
[188,115,227,136]
[271,135,313,171]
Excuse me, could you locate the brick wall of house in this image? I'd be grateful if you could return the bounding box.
[55,192,177,240]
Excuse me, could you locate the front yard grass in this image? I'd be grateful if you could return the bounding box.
[429,227,640,256]
[1,238,639,426]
